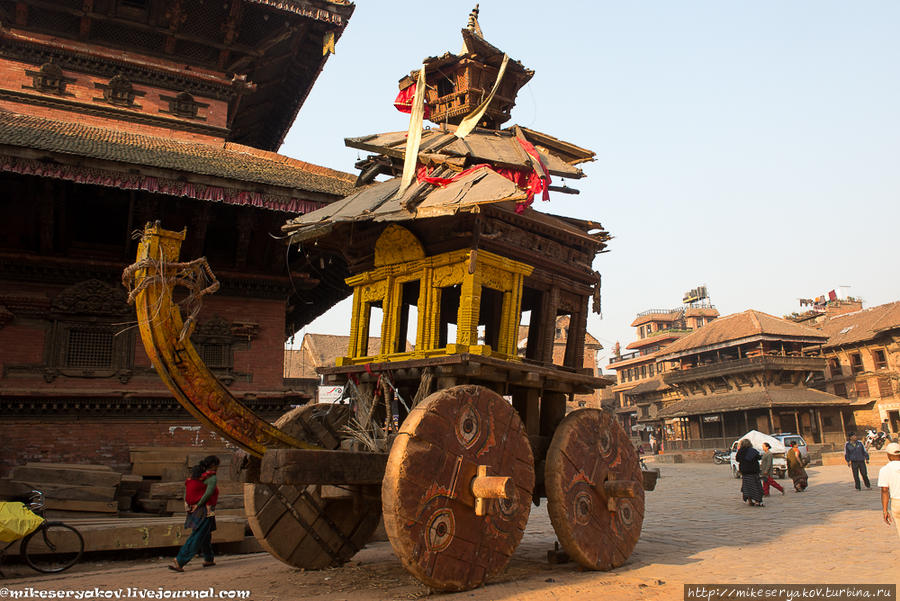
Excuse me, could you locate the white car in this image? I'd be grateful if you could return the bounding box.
[729,431,787,479]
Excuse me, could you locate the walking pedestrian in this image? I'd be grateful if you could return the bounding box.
[169,455,220,572]
[844,432,871,490]
[735,438,764,506]
[878,442,900,541]
[760,442,784,496]
[786,441,808,492]
[649,433,658,455]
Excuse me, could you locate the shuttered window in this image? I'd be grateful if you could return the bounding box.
[828,358,842,378]
[873,349,887,370]
[878,376,893,398]
[856,379,869,399]
[833,383,847,398]
[850,353,863,374]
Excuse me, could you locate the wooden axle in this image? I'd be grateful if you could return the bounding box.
[600,480,643,499]
[599,479,643,512]
[471,465,513,516]
[260,449,388,485]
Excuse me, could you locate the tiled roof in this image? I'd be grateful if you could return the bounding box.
[816,301,900,348]
[659,310,827,358]
[657,386,849,418]
[284,334,414,378]
[625,331,683,350]
[0,110,355,200]
[624,376,669,396]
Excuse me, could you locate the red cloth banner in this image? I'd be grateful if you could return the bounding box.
[415,156,549,215]
[394,84,431,119]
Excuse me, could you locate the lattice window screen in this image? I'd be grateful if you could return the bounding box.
[66,328,114,368]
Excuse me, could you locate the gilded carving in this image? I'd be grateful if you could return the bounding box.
[374,225,425,267]
[361,281,387,303]
[432,263,464,288]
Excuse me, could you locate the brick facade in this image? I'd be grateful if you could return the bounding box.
[0,419,229,478]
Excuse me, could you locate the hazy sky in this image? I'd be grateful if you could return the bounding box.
[281,1,900,367]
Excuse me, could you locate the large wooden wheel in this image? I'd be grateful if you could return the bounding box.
[545,408,644,570]
[382,385,534,592]
[244,404,381,569]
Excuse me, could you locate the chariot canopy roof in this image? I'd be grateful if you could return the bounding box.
[347,125,593,180]
[281,172,608,251]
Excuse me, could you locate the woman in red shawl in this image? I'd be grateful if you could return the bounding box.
[169,455,219,571]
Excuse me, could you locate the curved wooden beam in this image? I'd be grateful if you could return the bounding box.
[127,222,317,457]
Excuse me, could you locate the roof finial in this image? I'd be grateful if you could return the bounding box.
[466,5,483,38]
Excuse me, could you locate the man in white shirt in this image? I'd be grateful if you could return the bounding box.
[877,442,900,540]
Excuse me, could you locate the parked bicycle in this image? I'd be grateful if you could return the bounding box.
[1,489,84,575]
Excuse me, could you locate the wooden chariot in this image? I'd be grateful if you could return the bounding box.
[122,11,653,592]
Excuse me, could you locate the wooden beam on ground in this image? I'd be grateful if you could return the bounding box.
[260,449,388,485]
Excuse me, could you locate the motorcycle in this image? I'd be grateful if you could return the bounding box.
[713,449,731,464]
[864,429,887,450]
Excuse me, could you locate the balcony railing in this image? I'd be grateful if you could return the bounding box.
[664,355,826,383]
[636,308,683,318]
[609,350,642,365]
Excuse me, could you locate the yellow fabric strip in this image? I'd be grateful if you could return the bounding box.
[396,66,427,199]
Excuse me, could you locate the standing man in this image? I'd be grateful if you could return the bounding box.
[760,442,784,496]
[877,442,900,540]
[845,432,871,490]
[649,433,658,455]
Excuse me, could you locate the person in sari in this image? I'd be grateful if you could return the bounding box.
[169,455,220,571]
[760,442,784,496]
[786,441,808,492]
[735,438,764,506]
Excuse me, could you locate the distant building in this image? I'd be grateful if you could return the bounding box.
[607,302,719,435]
[284,334,410,402]
[534,315,604,410]
[653,310,850,448]
[805,301,900,435]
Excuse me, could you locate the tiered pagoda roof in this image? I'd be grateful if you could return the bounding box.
[0,110,355,212]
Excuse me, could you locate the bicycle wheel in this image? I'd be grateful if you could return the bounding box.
[21,522,84,573]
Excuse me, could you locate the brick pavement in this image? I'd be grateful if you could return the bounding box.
[3,464,897,601]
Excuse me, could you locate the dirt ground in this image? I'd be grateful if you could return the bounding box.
[2,464,898,601]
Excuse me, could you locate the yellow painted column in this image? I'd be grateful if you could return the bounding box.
[347,287,364,359]
[498,273,524,357]
[417,267,433,352]
[456,258,481,348]
[380,276,399,356]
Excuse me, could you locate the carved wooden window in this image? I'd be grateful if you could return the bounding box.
[649,363,655,377]
[190,315,252,385]
[849,352,863,375]
[24,62,75,96]
[94,74,144,108]
[833,382,847,398]
[107,75,133,105]
[856,379,869,399]
[197,342,231,370]
[66,328,114,369]
[878,375,893,398]
[159,92,209,120]
[44,280,135,382]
